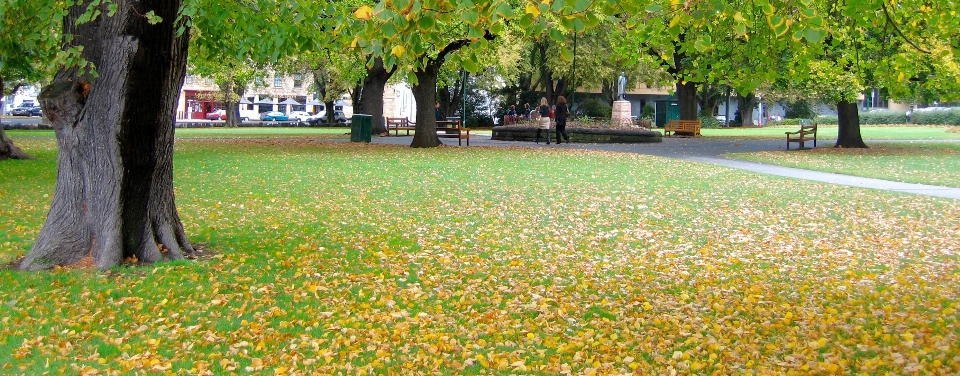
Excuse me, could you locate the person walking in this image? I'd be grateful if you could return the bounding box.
[535,97,551,144]
[554,96,570,144]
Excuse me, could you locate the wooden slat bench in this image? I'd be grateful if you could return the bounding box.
[436,120,471,146]
[386,117,416,136]
[664,120,701,137]
[785,121,817,150]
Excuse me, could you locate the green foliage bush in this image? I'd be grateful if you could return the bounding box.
[783,101,816,119]
[699,116,722,128]
[468,116,494,128]
[580,98,612,118]
[860,110,908,125]
[771,118,803,126]
[815,116,838,125]
[912,108,960,125]
[640,104,655,119]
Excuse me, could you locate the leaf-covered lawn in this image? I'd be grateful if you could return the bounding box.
[701,125,960,140]
[728,142,960,188]
[2,136,959,374]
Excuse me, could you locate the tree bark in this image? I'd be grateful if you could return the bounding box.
[411,67,442,148]
[737,93,758,127]
[0,78,34,160]
[835,100,868,148]
[0,126,33,160]
[676,80,698,120]
[224,100,240,127]
[19,0,193,271]
[358,58,394,135]
[410,35,484,147]
[224,78,244,127]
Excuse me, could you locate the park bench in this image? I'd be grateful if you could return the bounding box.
[785,120,817,150]
[663,120,701,137]
[386,117,416,136]
[436,120,471,146]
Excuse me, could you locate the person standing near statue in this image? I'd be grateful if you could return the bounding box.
[535,97,552,144]
[617,72,627,100]
[554,96,570,144]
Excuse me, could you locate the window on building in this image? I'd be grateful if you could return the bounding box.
[274,76,283,88]
[185,76,195,85]
[294,74,303,88]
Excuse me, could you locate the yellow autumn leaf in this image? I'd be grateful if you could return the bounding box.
[391,45,406,57]
[354,5,374,20]
[526,3,541,17]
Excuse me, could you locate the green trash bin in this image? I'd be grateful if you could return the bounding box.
[351,114,372,143]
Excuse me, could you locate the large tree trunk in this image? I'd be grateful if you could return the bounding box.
[835,100,867,148]
[697,84,722,117]
[738,93,758,127]
[0,78,33,160]
[411,67,442,148]
[676,80,698,120]
[0,126,33,160]
[19,0,193,271]
[359,57,394,135]
[224,79,243,127]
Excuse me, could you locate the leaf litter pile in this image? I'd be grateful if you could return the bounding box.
[2,139,960,374]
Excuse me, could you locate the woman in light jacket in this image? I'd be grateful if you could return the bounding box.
[535,97,552,144]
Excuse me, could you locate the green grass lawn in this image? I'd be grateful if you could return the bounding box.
[701,125,960,140]
[2,131,960,374]
[729,142,960,187]
[176,126,352,138]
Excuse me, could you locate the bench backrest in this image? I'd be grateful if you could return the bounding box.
[667,120,701,130]
[437,120,463,129]
[386,117,409,127]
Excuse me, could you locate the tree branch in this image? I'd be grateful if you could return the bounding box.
[881,1,930,54]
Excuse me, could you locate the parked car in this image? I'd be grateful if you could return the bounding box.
[260,111,289,121]
[12,105,41,117]
[288,111,311,121]
[306,110,348,126]
[205,109,226,120]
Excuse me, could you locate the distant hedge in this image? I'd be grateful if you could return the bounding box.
[860,110,908,124]
[815,116,838,125]
[766,108,960,126]
[912,108,960,125]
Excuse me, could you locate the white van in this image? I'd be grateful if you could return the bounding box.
[238,109,260,121]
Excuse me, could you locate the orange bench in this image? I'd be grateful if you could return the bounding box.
[664,120,701,137]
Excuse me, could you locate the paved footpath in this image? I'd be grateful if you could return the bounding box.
[371,134,960,200]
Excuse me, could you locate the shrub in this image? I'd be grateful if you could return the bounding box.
[699,116,722,128]
[815,116,838,125]
[783,101,817,119]
[580,98,612,118]
[860,110,907,125]
[771,118,803,126]
[640,104,655,120]
[911,107,960,125]
[468,116,494,128]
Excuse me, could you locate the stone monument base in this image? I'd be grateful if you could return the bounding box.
[612,100,632,126]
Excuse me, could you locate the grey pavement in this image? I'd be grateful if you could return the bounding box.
[370,134,960,200]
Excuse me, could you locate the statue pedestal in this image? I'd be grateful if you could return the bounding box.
[611,100,633,127]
